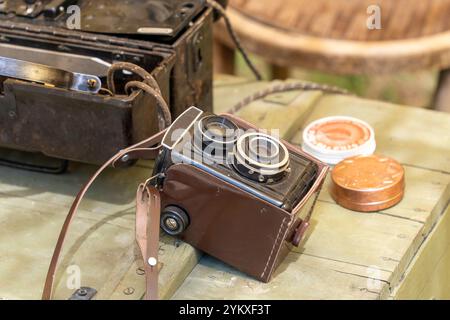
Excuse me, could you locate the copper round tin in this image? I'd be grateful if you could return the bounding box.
[330,155,405,212]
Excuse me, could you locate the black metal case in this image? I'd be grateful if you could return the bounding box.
[0,1,214,164]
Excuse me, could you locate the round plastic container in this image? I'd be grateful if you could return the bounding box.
[302,116,376,165]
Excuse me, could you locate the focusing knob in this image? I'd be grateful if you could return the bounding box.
[160,206,190,236]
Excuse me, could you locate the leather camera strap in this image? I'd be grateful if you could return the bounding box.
[136,184,161,300]
[42,129,166,300]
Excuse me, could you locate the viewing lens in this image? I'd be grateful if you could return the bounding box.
[202,116,238,141]
[196,115,240,159]
[206,122,232,138]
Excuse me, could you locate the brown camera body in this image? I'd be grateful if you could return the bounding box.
[154,108,328,282]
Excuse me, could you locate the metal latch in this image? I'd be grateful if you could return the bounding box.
[0,56,101,94]
[187,30,206,80]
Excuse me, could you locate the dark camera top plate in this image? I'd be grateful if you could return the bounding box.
[0,0,206,39]
[159,107,319,210]
[79,0,205,37]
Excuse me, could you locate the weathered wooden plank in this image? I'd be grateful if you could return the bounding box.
[0,160,199,300]
[235,91,322,139]
[419,249,450,299]
[391,205,450,299]
[318,166,450,227]
[213,81,271,114]
[172,252,388,300]
[295,201,423,273]
[213,74,254,87]
[0,162,147,215]
[89,235,200,300]
[107,235,202,300]
[0,201,134,299]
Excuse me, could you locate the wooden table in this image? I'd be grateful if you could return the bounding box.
[0,76,449,300]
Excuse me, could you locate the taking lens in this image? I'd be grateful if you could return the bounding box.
[233,132,290,183]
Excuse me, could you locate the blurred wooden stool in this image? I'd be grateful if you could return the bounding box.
[214,0,450,111]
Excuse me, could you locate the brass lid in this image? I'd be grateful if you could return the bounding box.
[330,155,405,212]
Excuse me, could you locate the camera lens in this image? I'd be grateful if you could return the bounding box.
[233,132,290,183]
[207,122,230,137]
[248,136,280,162]
[201,115,239,141]
[196,115,240,158]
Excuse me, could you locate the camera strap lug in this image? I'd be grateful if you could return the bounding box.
[291,220,310,247]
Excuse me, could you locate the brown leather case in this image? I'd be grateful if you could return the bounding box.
[160,115,328,282]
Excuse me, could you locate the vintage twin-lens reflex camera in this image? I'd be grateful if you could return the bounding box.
[152,107,328,282]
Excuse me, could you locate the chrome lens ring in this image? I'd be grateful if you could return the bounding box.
[248,136,280,162]
[195,115,240,159]
[233,132,290,183]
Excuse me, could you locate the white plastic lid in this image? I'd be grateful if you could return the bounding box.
[302,116,376,165]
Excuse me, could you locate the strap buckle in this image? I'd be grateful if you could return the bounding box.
[139,173,165,202]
